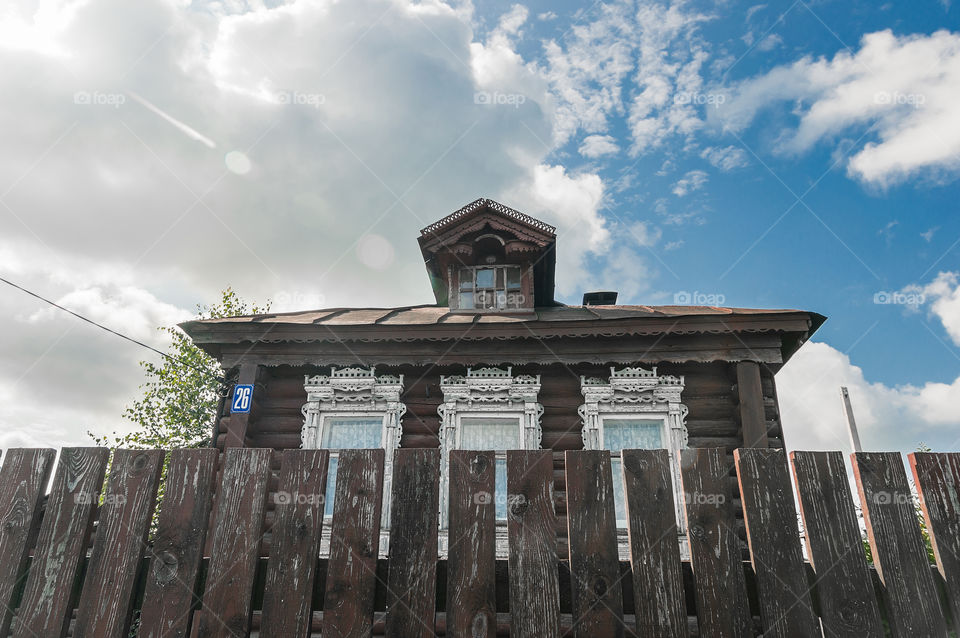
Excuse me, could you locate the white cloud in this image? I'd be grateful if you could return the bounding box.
[699,144,748,171]
[578,134,619,158]
[715,29,960,186]
[671,169,708,196]
[920,271,960,345]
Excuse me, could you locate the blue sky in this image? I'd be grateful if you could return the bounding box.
[1,0,959,453]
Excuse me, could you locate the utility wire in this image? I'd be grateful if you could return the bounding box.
[1,275,228,385]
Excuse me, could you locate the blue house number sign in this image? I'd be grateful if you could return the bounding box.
[231,384,254,413]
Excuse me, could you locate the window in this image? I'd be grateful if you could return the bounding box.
[438,367,543,528]
[579,367,688,530]
[458,265,522,310]
[301,367,405,526]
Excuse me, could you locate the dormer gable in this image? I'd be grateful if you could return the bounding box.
[418,198,557,311]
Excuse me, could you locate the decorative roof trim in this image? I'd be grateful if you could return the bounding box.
[420,198,556,236]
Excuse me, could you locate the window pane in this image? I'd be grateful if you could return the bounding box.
[321,416,383,448]
[325,456,338,516]
[495,457,507,520]
[496,268,505,288]
[506,267,521,290]
[476,268,494,288]
[460,417,520,449]
[459,270,473,291]
[460,291,474,309]
[603,419,663,451]
[611,458,626,523]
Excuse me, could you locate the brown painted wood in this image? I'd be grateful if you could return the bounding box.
[909,452,960,630]
[679,447,752,638]
[138,448,219,638]
[736,361,768,447]
[0,448,56,637]
[74,449,165,638]
[224,362,261,448]
[194,447,272,638]
[260,449,329,638]
[12,447,110,638]
[790,451,882,636]
[735,448,818,637]
[445,450,496,638]
[852,451,948,637]
[621,449,686,638]
[322,449,385,638]
[385,448,440,638]
[564,450,624,637]
[507,450,561,638]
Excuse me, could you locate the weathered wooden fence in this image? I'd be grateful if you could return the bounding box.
[0,446,957,637]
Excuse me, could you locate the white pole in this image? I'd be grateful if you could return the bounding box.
[840,386,863,452]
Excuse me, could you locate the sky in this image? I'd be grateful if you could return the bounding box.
[1,0,959,455]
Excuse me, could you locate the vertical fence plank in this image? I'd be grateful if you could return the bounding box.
[138,448,219,638]
[909,452,960,630]
[507,450,561,638]
[74,449,165,638]
[679,448,752,638]
[12,447,109,638]
[0,448,56,637]
[790,451,883,637]
[622,448,686,638]
[194,447,272,638]
[735,448,819,637]
[260,449,329,638]
[322,449,385,638]
[446,450,496,638]
[385,448,440,638]
[565,450,624,638]
[853,451,949,637]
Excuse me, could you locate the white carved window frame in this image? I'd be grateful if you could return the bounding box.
[578,366,689,534]
[437,367,543,556]
[301,367,405,543]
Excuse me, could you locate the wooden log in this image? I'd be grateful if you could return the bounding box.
[852,452,948,637]
[789,451,882,636]
[446,450,496,638]
[138,449,219,638]
[564,450,624,637]
[194,448,272,638]
[735,362,768,448]
[735,449,818,637]
[621,449,686,637]
[74,449,165,638]
[322,449,385,638]
[0,448,56,638]
[12,447,110,638]
[909,452,960,631]
[507,450,561,637]
[260,449,329,638]
[679,447,752,638]
[385,448,440,637]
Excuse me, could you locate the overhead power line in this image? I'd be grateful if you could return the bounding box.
[0,275,227,385]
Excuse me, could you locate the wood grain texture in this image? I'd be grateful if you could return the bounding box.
[385,448,440,638]
[322,449,385,638]
[138,448,219,638]
[11,447,109,638]
[736,361,768,448]
[790,451,882,637]
[74,448,165,638]
[445,450,496,638]
[507,450,561,638]
[909,452,960,631]
[621,448,686,638]
[260,449,329,638]
[0,448,56,637]
[194,447,272,638]
[735,448,818,637]
[679,447,752,638]
[853,451,948,637]
[564,450,624,638]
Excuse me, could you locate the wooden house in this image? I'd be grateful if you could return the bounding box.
[181,197,824,554]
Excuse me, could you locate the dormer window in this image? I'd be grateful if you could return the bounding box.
[457,265,523,309]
